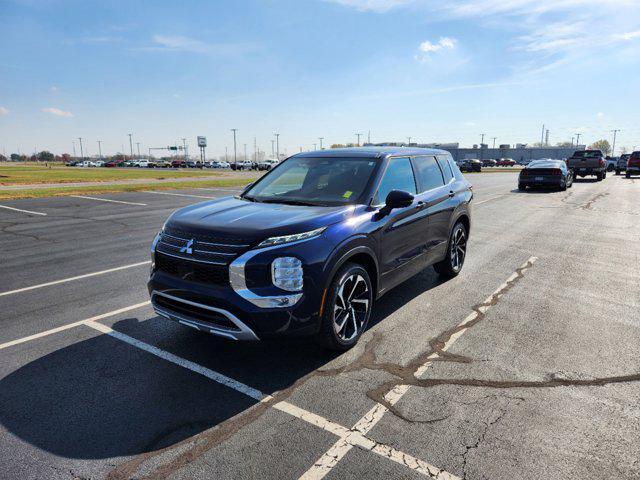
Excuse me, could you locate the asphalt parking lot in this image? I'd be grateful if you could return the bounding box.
[1,173,639,480]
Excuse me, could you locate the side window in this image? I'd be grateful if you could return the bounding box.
[413,156,445,192]
[436,155,453,183]
[448,157,464,180]
[375,157,416,204]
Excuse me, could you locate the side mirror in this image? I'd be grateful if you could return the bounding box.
[385,190,414,210]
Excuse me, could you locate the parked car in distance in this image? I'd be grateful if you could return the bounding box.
[137,160,150,168]
[216,161,231,168]
[258,159,280,171]
[79,160,95,167]
[104,161,118,168]
[149,147,473,350]
[567,149,606,181]
[154,159,170,168]
[518,159,573,191]
[186,160,203,168]
[626,151,640,178]
[171,160,186,168]
[482,159,497,167]
[616,154,630,175]
[459,159,482,172]
[496,158,516,166]
[605,157,617,172]
[231,160,254,170]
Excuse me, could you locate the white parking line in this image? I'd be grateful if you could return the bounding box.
[0,204,47,216]
[83,320,266,401]
[0,301,150,350]
[70,195,147,206]
[145,191,217,199]
[299,257,538,479]
[0,260,152,297]
[275,401,456,479]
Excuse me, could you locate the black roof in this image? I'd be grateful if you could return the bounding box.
[293,146,449,159]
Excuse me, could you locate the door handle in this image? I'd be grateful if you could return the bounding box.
[448,191,455,198]
[416,201,427,209]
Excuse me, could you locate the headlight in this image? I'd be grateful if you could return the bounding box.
[258,227,326,248]
[150,232,161,269]
[272,257,303,292]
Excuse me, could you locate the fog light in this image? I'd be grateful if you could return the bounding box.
[272,257,303,292]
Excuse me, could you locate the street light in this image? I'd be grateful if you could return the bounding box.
[78,137,84,160]
[231,129,237,166]
[274,133,280,159]
[97,140,102,160]
[355,133,362,146]
[611,129,620,157]
[407,136,412,145]
[128,133,134,160]
[319,137,324,149]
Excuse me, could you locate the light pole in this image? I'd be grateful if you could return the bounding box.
[97,140,102,160]
[72,141,76,160]
[479,134,486,161]
[231,129,237,166]
[492,137,497,148]
[611,129,620,157]
[355,133,362,146]
[128,133,134,159]
[182,138,187,161]
[319,137,324,149]
[407,136,412,145]
[136,142,141,158]
[274,133,280,159]
[575,133,582,147]
[313,143,317,151]
[254,137,257,162]
[243,143,247,162]
[78,137,84,160]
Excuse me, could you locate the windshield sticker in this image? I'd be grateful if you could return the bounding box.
[342,191,353,199]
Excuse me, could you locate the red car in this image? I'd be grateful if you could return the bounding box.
[171,160,186,168]
[496,158,516,166]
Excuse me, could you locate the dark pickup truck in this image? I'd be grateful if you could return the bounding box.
[567,150,606,181]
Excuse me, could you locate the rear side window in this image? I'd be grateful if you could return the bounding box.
[413,156,445,192]
[447,157,464,180]
[436,155,454,183]
[375,157,416,204]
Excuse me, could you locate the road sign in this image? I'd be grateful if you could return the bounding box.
[197,136,207,147]
[167,146,178,151]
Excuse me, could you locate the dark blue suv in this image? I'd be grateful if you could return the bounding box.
[148,147,472,350]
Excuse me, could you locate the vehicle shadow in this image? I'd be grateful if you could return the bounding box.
[572,178,599,183]
[0,268,444,460]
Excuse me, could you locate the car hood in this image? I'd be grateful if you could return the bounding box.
[165,196,356,244]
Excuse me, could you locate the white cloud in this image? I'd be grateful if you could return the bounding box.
[49,86,58,92]
[597,112,605,117]
[42,107,74,118]
[149,35,257,56]
[0,106,9,115]
[324,0,413,13]
[419,37,456,53]
[620,30,640,40]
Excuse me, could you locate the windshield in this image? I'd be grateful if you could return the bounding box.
[243,156,377,206]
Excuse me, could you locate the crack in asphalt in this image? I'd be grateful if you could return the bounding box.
[581,192,609,210]
[106,256,640,479]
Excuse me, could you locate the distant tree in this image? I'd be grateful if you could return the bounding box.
[19,154,28,162]
[37,150,55,162]
[331,144,346,149]
[555,141,573,147]
[0,154,6,162]
[590,139,611,155]
[10,153,20,161]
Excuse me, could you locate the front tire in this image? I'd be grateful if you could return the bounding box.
[317,263,373,351]
[434,222,468,278]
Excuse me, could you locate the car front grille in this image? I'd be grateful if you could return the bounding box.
[153,293,239,331]
[155,252,229,285]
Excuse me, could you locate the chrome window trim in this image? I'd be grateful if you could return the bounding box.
[229,238,316,308]
[151,290,259,341]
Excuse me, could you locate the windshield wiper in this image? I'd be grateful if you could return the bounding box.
[259,198,320,206]
[241,194,261,202]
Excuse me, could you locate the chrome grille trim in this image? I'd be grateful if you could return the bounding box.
[161,232,250,248]
[151,290,259,341]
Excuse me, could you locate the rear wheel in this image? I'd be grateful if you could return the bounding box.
[317,263,373,351]
[518,183,526,191]
[596,172,603,181]
[626,172,632,178]
[616,169,620,175]
[434,222,467,278]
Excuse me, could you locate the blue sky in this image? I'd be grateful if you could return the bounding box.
[1,0,639,157]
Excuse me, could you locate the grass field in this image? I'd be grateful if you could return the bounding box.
[0,178,258,200]
[0,165,234,185]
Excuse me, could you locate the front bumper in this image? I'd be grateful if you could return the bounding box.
[148,235,333,340]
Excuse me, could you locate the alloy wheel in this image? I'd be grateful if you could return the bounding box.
[333,274,370,342]
[450,227,467,272]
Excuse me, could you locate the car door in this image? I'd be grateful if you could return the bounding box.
[412,155,451,265]
[373,156,427,292]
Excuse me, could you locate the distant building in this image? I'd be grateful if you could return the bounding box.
[368,142,586,162]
